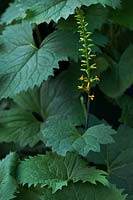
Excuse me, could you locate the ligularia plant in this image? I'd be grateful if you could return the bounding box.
[0,0,132,200]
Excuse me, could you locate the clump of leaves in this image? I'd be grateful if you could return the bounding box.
[0,0,132,199]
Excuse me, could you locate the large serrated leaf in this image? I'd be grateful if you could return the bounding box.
[40,116,80,156]
[16,152,108,193]
[24,0,121,24]
[48,183,126,200]
[41,116,116,156]
[0,24,78,98]
[14,183,126,200]
[1,0,121,25]
[0,152,18,200]
[0,66,84,147]
[88,125,133,196]
[99,45,133,98]
[73,124,116,157]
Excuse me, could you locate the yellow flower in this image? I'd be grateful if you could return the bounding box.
[95,76,100,81]
[86,82,90,91]
[89,94,95,100]
[79,75,84,81]
[77,85,84,90]
[84,77,88,82]
[75,8,100,102]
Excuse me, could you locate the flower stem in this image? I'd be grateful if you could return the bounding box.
[85,95,90,129]
[75,8,100,129]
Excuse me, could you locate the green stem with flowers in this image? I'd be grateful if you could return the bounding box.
[75,8,100,129]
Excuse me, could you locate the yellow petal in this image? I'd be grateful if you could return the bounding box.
[78,85,83,90]
[79,75,84,81]
[89,94,95,100]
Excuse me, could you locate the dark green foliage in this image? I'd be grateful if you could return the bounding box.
[88,125,133,195]
[0,0,132,199]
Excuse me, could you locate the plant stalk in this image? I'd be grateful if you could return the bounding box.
[85,94,90,129]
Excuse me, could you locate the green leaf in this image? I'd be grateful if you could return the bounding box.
[88,125,133,195]
[1,0,121,25]
[0,24,78,98]
[99,45,133,98]
[16,152,108,193]
[41,116,116,156]
[94,56,109,75]
[0,152,18,200]
[112,0,133,30]
[40,116,79,156]
[0,109,41,147]
[13,68,84,126]
[91,32,108,53]
[14,183,126,200]
[58,4,109,32]
[39,182,126,200]
[91,32,108,48]
[1,2,26,25]
[0,68,84,147]
[117,95,133,128]
[25,0,121,24]
[73,124,116,157]
[0,2,9,16]
[85,4,109,31]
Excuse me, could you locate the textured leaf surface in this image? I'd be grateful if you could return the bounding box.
[41,116,80,156]
[0,69,84,147]
[40,182,126,200]
[41,117,116,156]
[1,2,26,24]
[73,124,116,157]
[14,183,126,200]
[1,0,121,25]
[100,45,133,97]
[13,68,84,126]
[0,152,18,200]
[88,125,133,195]
[16,153,108,193]
[0,24,78,98]
[0,109,40,147]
